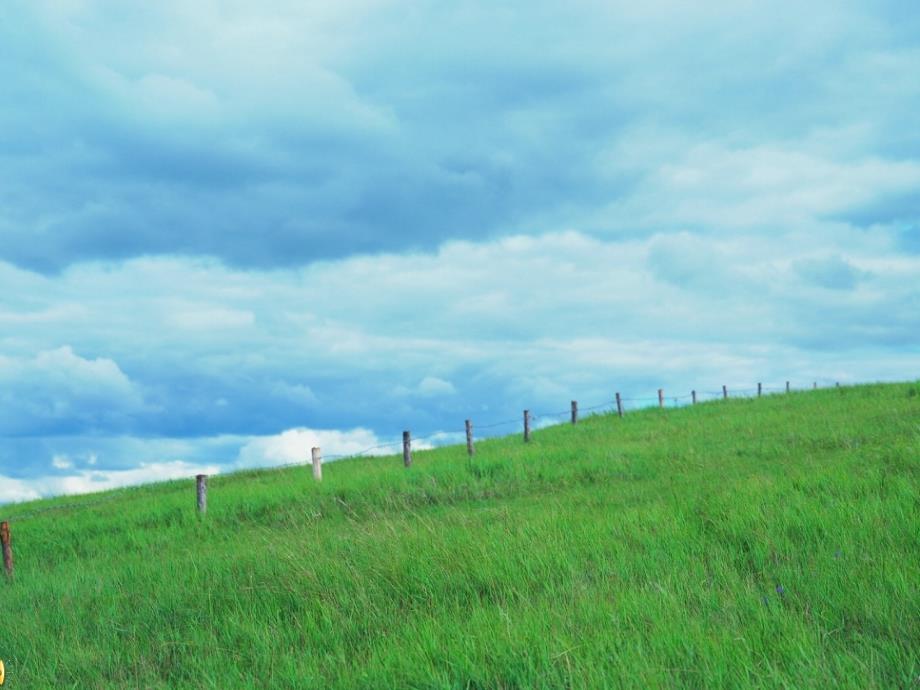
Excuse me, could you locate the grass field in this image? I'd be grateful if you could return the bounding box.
[1,383,918,688]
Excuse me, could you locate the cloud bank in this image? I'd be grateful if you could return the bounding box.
[1,1,918,271]
[1,1,918,501]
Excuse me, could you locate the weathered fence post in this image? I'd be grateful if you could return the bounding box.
[571,400,578,424]
[691,390,697,405]
[311,447,322,482]
[465,419,474,457]
[836,382,840,388]
[722,385,728,400]
[813,382,817,390]
[196,474,208,514]
[615,392,623,418]
[402,431,412,467]
[786,381,790,393]
[758,382,762,397]
[1,521,12,579]
[523,410,531,443]
[658,389,664,408]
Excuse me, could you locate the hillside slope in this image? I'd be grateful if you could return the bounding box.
[1,383,918,688]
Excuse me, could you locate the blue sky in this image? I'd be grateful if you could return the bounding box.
[1,1,918,502]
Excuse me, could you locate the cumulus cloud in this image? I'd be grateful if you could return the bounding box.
[235,427,396,468]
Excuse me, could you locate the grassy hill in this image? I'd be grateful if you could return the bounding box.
[1,383,918,688]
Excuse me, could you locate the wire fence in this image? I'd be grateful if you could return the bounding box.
[1,378,856,525]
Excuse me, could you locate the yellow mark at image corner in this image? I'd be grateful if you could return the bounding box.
[0,658,5,685]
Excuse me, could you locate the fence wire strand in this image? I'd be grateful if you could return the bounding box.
[3,380,849,523]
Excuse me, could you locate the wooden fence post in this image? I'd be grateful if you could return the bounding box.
[196,474,208,514]
[465,419,474,457]
[786,381,790,393]
[403,431,412,467]
[615,392,623,418]
[311,447,322,482]
[1,521,12,579]
[523,410,531,442]
[758,382,762,397]
[571,400,578,425]
[813,382,817,390]
[658,389,664,408]
[722,385,728,400]
[836,382,840,388]
[691,390,697,405]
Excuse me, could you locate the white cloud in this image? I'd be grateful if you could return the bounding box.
[51,454,73,469]
[417,376,456,397]
[0,460,221,505]
[236,427,398,468]
[0,476,42,504]
[1,226,918,451]
[599,137,920,234]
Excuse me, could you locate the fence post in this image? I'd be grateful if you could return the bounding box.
[1,521,12,580]
[691,390,697,405]
[465,419,474,457]
[311,447,322,482]
[658,389,664,408]
[836,382,840,388]
[786,381,790,393]
[722,385,728,400]
[523,410,531,443]
[196,474,208,514]
[813,382,817,390]
[615,392,623,418]
[758,382,762,397]
[403,431,412,467]
[571,400,578,424]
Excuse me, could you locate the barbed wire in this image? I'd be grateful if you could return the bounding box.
[581,401,614,412]
[476,418,520,430]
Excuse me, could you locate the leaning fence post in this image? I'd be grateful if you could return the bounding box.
[691,390,697,405]
[758,382,762,397]
[196,474,208,514]
[403,431,412,467]
[615,392,623,418]
[1,521,12,580]
[722,385,728,400]
[786,381,790,393]
[465,419,474,457]
[523,410,531,442]
[571,400,578,424]
[311,447,322,481]
[658,389,664,408]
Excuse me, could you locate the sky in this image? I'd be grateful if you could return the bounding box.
[1,0,918,503]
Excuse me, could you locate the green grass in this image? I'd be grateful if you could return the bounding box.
[1,383,918,688]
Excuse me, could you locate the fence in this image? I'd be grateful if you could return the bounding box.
[0,378,854,579]
[291,379,843,466]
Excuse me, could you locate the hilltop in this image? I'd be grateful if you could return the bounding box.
[1,383,918,688]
